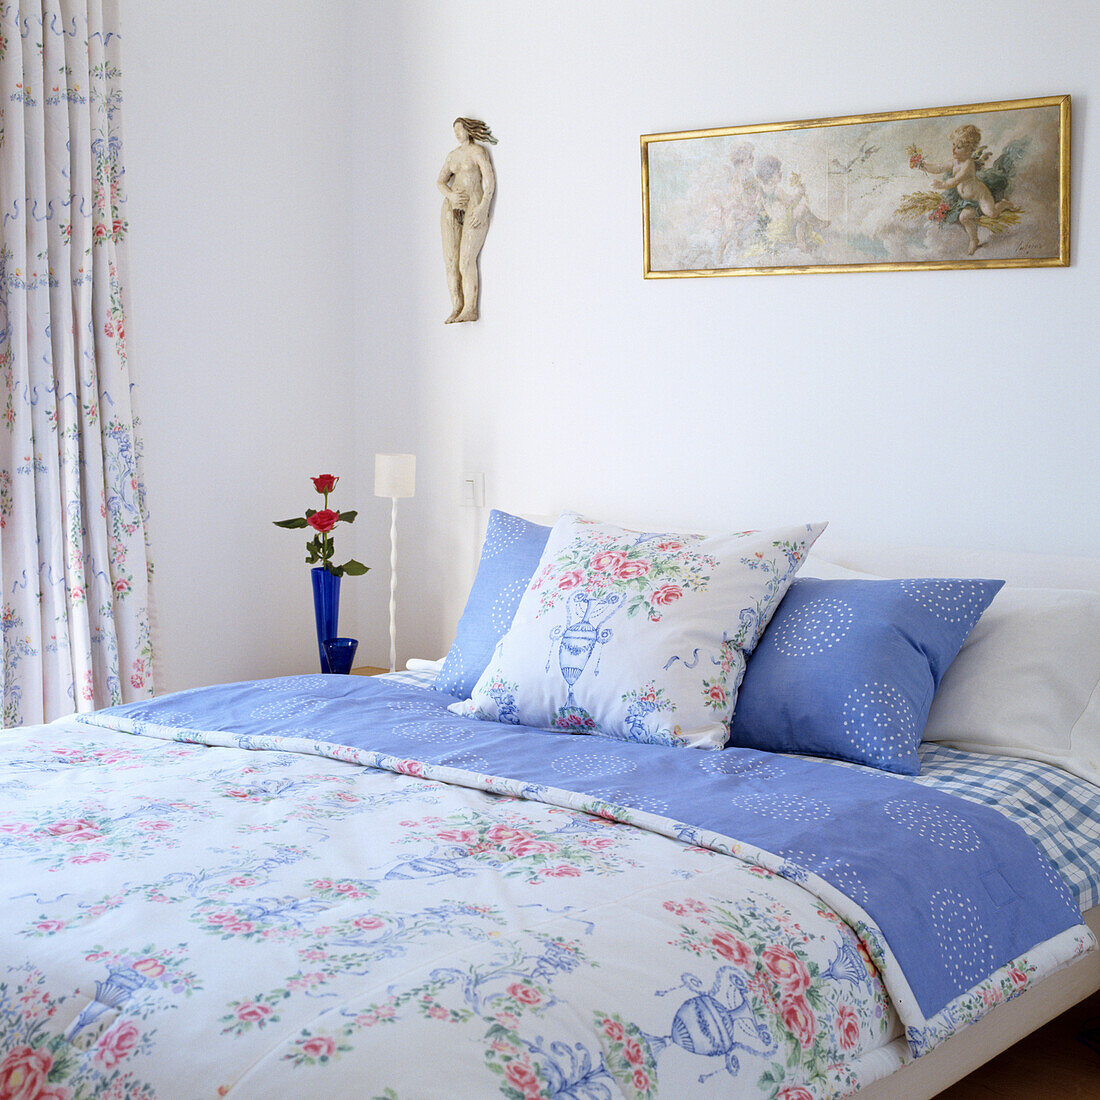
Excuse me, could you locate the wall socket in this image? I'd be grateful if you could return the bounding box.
[460,472,485,508]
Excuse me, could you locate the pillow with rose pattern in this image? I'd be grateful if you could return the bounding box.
[449,513,827,748]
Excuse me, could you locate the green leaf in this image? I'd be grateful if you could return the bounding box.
[273,517,308,529]
[305,508,317,518]
[340,559,369,576]
[340,510,358,523]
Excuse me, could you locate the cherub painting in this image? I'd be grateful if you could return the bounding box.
[898,124,1027,255]
[643,96,1067,276]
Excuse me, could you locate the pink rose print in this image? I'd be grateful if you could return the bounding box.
[45,819,101,842]
[762,944,811,995]
[580,836,614,850]
[650,583,683,606]
[235,1002,273,1024]
[557,570,584,591]
[632,1069,651,1092]
[591,551,627,573]
[777,1087,815,1100]
[508,982,542,1006]
[69,851,109,864]
[711,932,753,967]
[486,825,526,843]
[544,864,581,877]
[436,829,475,843]
[34,920,64,934]
[227,876,256,888]
[622,1038,644,1066]
[299,1035,336,1059]
[835,1003,860,1051]
[615,559,650,580]
[504,1062,540,1094]
[353,916,384,931]
[132,957,165,979]
[395,760,423,777]
[0,1046,54,1100]
[706,684,728,706]
[505,837,558,857]
[778,994,817,1049]
[1008,966,1028,991]
[601,1018,624,1041]
[96,1020,140,1068]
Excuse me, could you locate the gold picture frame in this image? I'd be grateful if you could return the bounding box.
[641,95,1070,278]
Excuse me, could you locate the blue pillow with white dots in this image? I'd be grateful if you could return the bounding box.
[434,510,551,698]
[728,576,1004,774]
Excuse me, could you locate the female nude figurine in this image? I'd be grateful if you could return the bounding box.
[437,118,497,323]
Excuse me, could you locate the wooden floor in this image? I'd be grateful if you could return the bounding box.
[935,989,1100,1098]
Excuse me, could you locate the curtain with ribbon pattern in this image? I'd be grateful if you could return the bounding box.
[0,1,153,724]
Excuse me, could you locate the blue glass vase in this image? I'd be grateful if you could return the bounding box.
[311,566,341,673]
[322,637,358,675]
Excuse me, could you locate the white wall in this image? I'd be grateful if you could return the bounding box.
[355,0,1100,664]
[123,2,1100,689]
[123,3,385,689]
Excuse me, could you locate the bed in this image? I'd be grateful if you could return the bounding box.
[1,513,1098,1099]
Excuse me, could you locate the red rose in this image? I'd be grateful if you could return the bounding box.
[307,509,339,533]
[591,551,627,573]
[616,559,650,580]
[557,570,584,591]
[651,584,682,606]
[504,1062,540,1092]
[632,1069,650,1091]
[762,944,811,995]
[835,1003,860,1051]
[311,474,338,494]
[777,1088,815,1100]
[1009,966,1028,990]
[622,1038,644,1066]
[507,982,542,1006]
[96,1020,140,1068]
[235,1002,273,1024]
[602,1018,624,1041]
[779,994,817,1048]
[300,1035,336,1060]
[711,932,752,967]
[0,1046,53,1100]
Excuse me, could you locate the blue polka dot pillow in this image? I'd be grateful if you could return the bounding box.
[435,511,551,697]
[728,577,1004,774]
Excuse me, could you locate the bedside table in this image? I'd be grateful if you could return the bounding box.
[351,666,389,677]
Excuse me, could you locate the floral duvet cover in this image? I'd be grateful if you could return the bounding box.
[0,675,1092,1099]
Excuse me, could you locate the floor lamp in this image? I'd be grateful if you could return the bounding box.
[374,453,416,672]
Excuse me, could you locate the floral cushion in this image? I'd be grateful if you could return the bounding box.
[450,513,826,748]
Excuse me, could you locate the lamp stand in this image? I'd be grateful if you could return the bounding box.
[388,495,398,673]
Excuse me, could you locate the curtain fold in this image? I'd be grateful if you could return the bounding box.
[0,0,153,725]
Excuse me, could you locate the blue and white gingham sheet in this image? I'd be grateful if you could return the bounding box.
[911,743,1100,912]
[384,664,1100,913]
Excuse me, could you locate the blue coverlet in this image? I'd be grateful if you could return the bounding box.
[81,673,1090,1047]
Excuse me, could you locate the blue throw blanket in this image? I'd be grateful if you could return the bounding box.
[81,673,1090,1050]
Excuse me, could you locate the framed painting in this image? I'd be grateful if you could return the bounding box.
[641,95,1070,277]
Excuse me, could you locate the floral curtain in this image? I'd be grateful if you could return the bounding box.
[0,1,153,725]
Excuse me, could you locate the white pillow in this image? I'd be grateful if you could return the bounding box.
[451,513,826,748]
[802,555,1100,787]
[922,586,1100,786]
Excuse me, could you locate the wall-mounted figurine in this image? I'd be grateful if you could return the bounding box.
[438,118,497,323]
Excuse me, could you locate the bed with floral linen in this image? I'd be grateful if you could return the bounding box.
[2,510,1098,1099]
[0,670,1091,1100]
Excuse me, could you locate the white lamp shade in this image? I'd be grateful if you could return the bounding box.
[374,453,416,499]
